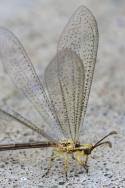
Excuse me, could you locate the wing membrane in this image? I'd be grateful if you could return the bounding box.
[0,28,64,141]
[45,49,85,140]
[0,28,50,122]
[0,107,55,141]
[57,6,99,142]
[0,5,98,143]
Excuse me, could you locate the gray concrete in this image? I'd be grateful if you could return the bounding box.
[0,0,125,187]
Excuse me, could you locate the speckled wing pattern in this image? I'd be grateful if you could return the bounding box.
[45,6,99,142]
[44,49,85,141]
[0,5,98,143]
[0,28,64,141]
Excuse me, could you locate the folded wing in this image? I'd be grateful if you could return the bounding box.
[45,6,99,143]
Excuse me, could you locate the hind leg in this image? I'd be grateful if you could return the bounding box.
[42,151,58,177]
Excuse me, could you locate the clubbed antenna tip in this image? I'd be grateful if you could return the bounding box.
[91,131,117,150]
[109,131,117,135]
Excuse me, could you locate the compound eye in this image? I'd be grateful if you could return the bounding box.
[84,148,91,155]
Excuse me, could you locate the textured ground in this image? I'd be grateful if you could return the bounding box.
[0,0,125,187]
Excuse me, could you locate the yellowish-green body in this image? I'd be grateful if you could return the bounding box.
[46,140,93,177]
[42,131,116,178]
[56,140,92,153]
[54,140,92,162]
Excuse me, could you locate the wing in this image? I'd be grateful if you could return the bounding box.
[44,49,85,141]
[57,6,99,142]
[46,6,99,143]
[0,107,55,141]
[0,28,64,141]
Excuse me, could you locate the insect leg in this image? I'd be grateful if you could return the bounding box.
[42,151,57,177]
[63,153,69,181]
[75,151,89,173]
[85,155,88,165]
[84,155,89,173]
[72,153,75,160]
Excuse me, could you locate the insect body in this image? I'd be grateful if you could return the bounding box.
[0,5,117,179]
[41,131,116,178]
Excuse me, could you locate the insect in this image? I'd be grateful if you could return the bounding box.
[0,5,117,179]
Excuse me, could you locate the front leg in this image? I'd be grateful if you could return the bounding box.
[84,155,89,173]
[75,151,89,173]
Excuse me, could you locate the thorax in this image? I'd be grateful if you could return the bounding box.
[54,139,92,154]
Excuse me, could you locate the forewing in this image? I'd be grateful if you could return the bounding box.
[0,28,63,141]
[57,6,99,142]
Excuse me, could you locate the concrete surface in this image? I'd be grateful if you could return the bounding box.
[0,0,125,187]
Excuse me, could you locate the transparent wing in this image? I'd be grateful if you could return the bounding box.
[0,28,64,141]
[44,49,85,141]
[0,5,98,143]
[57,6,99,142]
[46,6,98,142]
[0,107,55,141]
